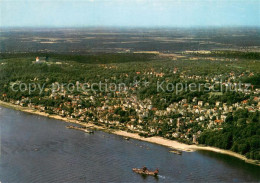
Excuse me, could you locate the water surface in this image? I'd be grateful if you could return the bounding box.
[0,107,259,182]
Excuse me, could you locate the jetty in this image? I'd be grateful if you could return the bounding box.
[66,125,94,134]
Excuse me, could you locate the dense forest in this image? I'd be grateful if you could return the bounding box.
[188,51,260,60]
[199,109,260,160]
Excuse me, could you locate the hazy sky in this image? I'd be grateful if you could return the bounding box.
[1,0,259,27]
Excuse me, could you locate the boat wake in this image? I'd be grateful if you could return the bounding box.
[157,175,166,179]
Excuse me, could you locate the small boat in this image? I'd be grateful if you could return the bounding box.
[132,167,159,176]
[84,129,94,134]
[170,149,182,155]
[124,137,130,140]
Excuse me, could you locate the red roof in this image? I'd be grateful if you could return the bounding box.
[214,119,224,123]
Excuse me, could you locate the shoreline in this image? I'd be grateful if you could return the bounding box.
[0,100,259,166]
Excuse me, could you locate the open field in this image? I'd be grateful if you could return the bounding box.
[1,27,260,54]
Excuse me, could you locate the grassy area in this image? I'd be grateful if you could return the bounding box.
[209,92,223,97]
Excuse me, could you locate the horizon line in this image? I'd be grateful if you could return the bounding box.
[1,25,260,29]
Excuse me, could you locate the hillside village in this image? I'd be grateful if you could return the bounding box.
[2,59,259,146]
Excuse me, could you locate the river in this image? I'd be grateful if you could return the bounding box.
[0,107,259,182]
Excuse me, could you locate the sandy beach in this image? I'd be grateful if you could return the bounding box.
[0,100,259,166]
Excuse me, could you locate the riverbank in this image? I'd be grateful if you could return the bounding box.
[0,100,259,166]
